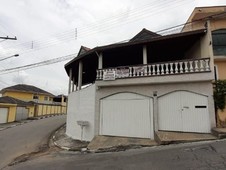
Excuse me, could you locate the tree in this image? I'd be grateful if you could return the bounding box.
[214,80,226,111]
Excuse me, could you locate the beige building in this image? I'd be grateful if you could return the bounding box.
[182,6,226,126]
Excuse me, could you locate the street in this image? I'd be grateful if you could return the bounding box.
[1,115,226,170]
[0,115,66,169]
[4,138,226,170]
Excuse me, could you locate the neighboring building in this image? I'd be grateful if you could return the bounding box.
[53,95,67,106]
[0,96,32,123]
[0,84,67,123]
[65,22,216,141]
[182,6,226,126]
[1,84,55,104]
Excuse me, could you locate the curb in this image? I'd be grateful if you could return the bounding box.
[0,114,66,132]
[51,125,88,153]
[0,121,31,131]
[29,113,66,120]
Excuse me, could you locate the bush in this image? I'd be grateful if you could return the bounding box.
[214,80,226,111]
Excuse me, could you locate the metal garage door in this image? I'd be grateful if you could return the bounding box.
[100,93,154,139]
[0,108,8,124]
[158,91,210,133]
[16,107,28,121]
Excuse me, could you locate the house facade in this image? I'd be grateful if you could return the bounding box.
[1,84,55,104]
[65,21,216,141]
[0,84,67,123]
[182,6,226,126]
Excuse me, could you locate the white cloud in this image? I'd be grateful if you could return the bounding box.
[0,0,226,94]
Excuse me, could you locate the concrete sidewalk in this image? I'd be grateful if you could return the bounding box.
[52,125,226,153]
[52,124,89,151]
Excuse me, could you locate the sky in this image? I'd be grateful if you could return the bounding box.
[0,0,226,95]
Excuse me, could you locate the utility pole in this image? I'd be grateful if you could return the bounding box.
[0,36,17,40]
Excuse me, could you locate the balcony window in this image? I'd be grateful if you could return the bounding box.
[212,29,226,56]
[44,96,48,101]
[33,95,39,100]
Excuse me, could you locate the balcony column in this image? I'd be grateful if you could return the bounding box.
[72,77,75,92]
[98,52,103,69]
[78,61,83,90]
[143,45,147,64]
[68,68,72,94]
[206,20,214,72]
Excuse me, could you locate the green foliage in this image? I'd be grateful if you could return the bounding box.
[214,80,226,111]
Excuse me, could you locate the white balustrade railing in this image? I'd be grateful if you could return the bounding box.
[96,58,211,80]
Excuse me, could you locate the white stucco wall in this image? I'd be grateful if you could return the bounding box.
[66,84,96,141]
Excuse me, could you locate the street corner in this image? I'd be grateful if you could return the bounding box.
[52,124,89,152]
[87,136,158,153]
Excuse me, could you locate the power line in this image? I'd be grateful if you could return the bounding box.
[1,7,226,75]
[0,53,77,75]
[1,9,226,75]
[0,10,219,76]
[0,0,190,56]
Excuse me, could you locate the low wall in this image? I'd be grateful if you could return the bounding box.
[35,104,66,116]
[66,84,96,141]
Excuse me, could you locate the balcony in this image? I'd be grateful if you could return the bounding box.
[96,58,211,81]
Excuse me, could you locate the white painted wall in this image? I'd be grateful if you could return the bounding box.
[66,84,96,141]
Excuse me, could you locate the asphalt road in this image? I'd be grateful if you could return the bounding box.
[0,115,66,169]
[5,138,226,170]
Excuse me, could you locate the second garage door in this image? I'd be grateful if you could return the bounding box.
[16,107,28,121]
[158,91,210,133]
[100,93,154,139]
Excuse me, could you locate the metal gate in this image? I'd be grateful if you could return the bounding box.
[158,91,210,133]
[16,107,28,121]
[100,93,154,139]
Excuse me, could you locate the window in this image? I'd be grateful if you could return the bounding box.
[33,95,39,100]
[44,96,48,101]
[212,29,226,56]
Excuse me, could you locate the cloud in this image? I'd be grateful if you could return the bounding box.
[12,71,29,84]
[0,0,225,94]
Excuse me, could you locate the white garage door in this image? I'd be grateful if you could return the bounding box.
[0,108,8,124]
[100,93,154,139]
[158,91,210,133]
[16,107,28,121]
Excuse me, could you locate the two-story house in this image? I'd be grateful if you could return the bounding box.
[182,6,226,126]
[0,84,66,123]
[65,19,216,141]
[1,84,55,103]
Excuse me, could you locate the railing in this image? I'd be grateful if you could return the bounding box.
[96,58,210,80]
